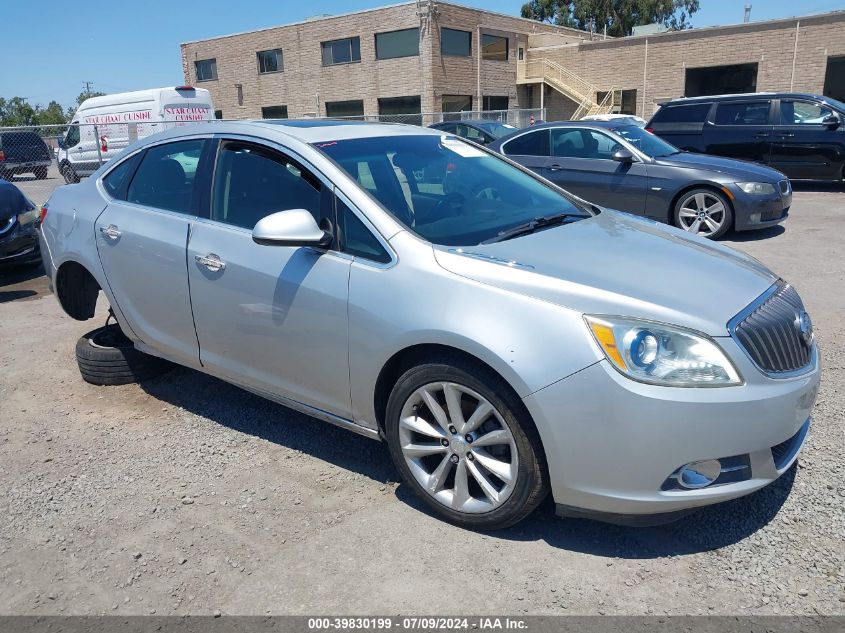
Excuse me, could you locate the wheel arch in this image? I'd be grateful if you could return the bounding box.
[372,343,530,437]
[56,260,101,320]
[669,183,735,230]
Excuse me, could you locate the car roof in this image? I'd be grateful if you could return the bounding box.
[662,92,823,104]
[134,119,446,145]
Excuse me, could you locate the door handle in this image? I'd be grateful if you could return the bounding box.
[195,253,226,273]
[778,132,796,138]
[754,132,770,138]
[548,164,563,172]
[99,224,121,239]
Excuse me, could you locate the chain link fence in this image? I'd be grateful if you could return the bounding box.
[0,109,545,205]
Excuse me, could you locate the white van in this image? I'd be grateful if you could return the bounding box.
[58,86,215,183]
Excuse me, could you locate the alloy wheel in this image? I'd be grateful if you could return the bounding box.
[677,192,727,237]
[398,381,518,513]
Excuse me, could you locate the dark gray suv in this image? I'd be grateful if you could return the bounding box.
[489,121,791,239]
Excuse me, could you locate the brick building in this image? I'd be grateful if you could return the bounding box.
[180,1,845,122]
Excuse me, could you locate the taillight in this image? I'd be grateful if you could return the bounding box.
[645,127,654,134]
[40,204,48,224]
[0,150,5,162]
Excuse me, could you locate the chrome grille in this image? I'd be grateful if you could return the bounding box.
[731,281,813,374]
[778,179,790,195]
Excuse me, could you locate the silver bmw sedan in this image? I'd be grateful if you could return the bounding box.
[38,120,820,529]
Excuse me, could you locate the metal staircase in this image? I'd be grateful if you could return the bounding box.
[518,57,616,120]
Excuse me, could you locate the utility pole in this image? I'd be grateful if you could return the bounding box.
[82,81,94,98]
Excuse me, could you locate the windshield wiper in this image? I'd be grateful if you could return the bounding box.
[481,212,579,244]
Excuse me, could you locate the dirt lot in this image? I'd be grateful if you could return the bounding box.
[0,183,843,616]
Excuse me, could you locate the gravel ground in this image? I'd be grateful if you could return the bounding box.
[0,185,843,616]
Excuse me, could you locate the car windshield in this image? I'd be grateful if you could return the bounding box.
[612,125,680,157]
[315,134,590,246]
[822,96,845,114]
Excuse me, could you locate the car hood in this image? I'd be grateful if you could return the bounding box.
[654,152,786,181]
[432,210,777,336]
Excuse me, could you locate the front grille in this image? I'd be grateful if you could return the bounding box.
[771,419,810,470]
[732,281,813,374]
[762,207,788,222]
[779,179,790,195]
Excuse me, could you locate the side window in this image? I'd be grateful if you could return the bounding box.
[780,100,834,125]
[502,130,550,156]
[126,139,205,214]
[336,196,391,264]
[212,142,322,230]
[102,153,142,200]
[552,129,621,159]
[456,124,487,143]
[64,124,80,148]
[715,101,771,126]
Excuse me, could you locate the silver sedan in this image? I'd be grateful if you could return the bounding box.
[39,120,820,529]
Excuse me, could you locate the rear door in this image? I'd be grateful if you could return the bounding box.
[544,127,648,213]
[704,99,774,164]
[499,129,551,175]
[95,137,209,366]
[770,98,845,179]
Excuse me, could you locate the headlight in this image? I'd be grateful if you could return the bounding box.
[736,182,776,195]
[585,315,742,387]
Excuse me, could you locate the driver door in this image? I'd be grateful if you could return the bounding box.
[187,138,353,417]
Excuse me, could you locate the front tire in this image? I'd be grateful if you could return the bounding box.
[60,163,79,184]
[384,357,548,530]
[673,188,733,239]
[76,324,171,385]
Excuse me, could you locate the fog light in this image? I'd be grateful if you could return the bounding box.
[750,212,762,224]
[678,459,721,489]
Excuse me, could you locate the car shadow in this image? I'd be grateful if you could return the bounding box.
[139,366,397,485]
[138,366,794,558]
[0,261,45,288]
[395,465,796,558]
[725,225,786,242]
[790,181,845,193]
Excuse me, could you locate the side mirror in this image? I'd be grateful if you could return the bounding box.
[822,114,841,130]
[252,209,332,248]
[612,148,635,163]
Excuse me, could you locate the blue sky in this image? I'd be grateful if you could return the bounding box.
[3,0,844,109]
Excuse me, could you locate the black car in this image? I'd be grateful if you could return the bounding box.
[0,178,41,265]
[488,121,790,239]
[646,93,845,181]
[429,120,518,145]
[0,131,53,180]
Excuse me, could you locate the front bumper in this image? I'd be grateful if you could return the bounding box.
[730,184,792,231]
[0,224,41,264]
[523,336,819,518]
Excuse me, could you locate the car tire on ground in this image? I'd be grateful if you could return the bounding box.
[34,167,48,180]
[384,356,549,530]
[673,188,733,240]
[75,324,172,386]
[60,163,79,184]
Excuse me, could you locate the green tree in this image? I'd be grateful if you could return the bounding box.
[33,100,69,126]
[0,96,38,126]
[521,0,700,37]
[76,90,106,106]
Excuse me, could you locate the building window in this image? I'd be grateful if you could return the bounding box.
[261,105,288,119]
[481,34,508,61]
[442,95,473,121]
[326,100,365,119]
[378,96,422,125]
[214,110,223,120]
[597,89,638,115]
[518,47,524,61]
[441,28,471,57]
[375,28,420,60]
[483,95,509,111]
[321,37,361,66]
[195,58,217,82]
[257,49,283,74]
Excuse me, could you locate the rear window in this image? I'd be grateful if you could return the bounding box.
[652,103,712,124]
